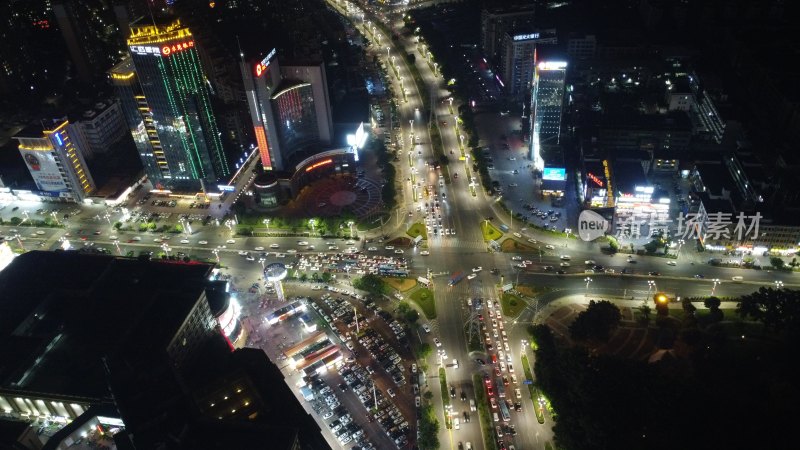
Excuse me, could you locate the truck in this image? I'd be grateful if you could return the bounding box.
[449,271,465,286]
[499,399,511,422]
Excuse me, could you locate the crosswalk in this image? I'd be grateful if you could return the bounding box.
[427,239,486,250]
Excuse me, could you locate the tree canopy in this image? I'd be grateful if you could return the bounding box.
[569,300,622,342]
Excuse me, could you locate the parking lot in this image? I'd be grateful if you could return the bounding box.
[259,285,419,449]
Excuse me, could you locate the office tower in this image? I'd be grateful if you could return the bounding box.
[111,17,230,191]
[242,52,334,171]
[52,0,125,84]
[242,49,283,170]
[499,29,557,97]
[530,61,567,170]
[13,120,96,202]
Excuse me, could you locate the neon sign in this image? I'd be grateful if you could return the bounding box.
[255,48,277,77]
[161,40,194,56]
[587,172,603,187]
[538,61,567,70]
[254,125,272,169]
[305,158,333,172]
[513,33,540,41]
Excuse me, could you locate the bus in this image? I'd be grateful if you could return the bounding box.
[499,398,511,422]
[496,377,506,398]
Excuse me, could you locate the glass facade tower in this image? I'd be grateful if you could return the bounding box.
[530,61,567,170]
[112,18,229,191]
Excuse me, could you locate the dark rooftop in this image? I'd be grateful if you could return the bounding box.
[0,251,213,400]
[611,160,647,194]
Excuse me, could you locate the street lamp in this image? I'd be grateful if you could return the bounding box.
[775,280,784,289]
[309,219,317,236]
[647,280,656,299]
[212,247,220,263]
[386,47,390,60]
[677,239,685,257]
[263,218,271,234]
[348,221,355,238]
[584,277,592,297]
[711,278,720,296]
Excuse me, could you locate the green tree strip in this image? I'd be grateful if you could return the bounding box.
[472,373,499,450]
[521,353,545,424]
[438,367,452,429]
[418,403,440,450]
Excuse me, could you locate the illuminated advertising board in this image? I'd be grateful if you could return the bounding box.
[587,172,604,187]
[346,122,368,150]
[160,40,194,56]
[538,61,567,71]
[19,149,68,192]
[542,167,566,181]
[254,48,277,77]
[513,32,540,41]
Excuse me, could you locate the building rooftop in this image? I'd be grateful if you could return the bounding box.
[600,111,691,132]
[612,160,647,194]
[0,251,213,400]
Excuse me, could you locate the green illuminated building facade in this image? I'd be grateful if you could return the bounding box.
[111,18,230,191]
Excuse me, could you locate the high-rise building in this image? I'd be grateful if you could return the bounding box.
[242,51,333,171]
[481,5,536,63]
[499,29,557,97]
[530,61,567,170]
[13,119,96,202]
[111,17,231,191]
[52,0,125,84]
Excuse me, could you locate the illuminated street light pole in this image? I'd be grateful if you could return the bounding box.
[775,280,784,290]
[213,247,220,263]
[584,277,592,298]
[711,278,720,296]
[263,218,271,234]
[309,219,317,236]
[348,221,355,239]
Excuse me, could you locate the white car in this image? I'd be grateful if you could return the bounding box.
[255,246,265,251]
[559,255,571,260]
[109,235,118,240]
[270,243,280,248]
[385,245,395,250]
[420,250,430,255]
[513,232,522,238]
[467,273,477,280]
[433,338,442,347]
[323,411,334,419]
[411,363,417,373]
[238,251,248,256]
[472,266,483,273]
[387,388,396,398]
[511,256,522,261]
[226,239,236,244]
[180,239,190,244]
[559,262,570,267]
[132,236,142,241]
[667,260,677,266]
[298,241,309,246]
[545,244,555,249]
[368,247,378,251]
[454,418,460,430]
[198,240,208,245]
[394,249,404,254]
[585,260,596,265]
[287,249,297,253]
[422,324,431,333]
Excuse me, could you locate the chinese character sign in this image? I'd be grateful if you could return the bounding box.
[19,149,68,192]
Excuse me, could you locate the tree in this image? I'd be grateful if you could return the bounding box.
[638,302,652,326]
[321,272,332,283]
[643,240,658,254]
[299,273,308,282]
[569,300,622,342]
[770,256,785,269]
[352,274,386,296]
[415,342,432,360]
[704,296,721,310]
[737,287,800,337]
[114,222,122,230]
